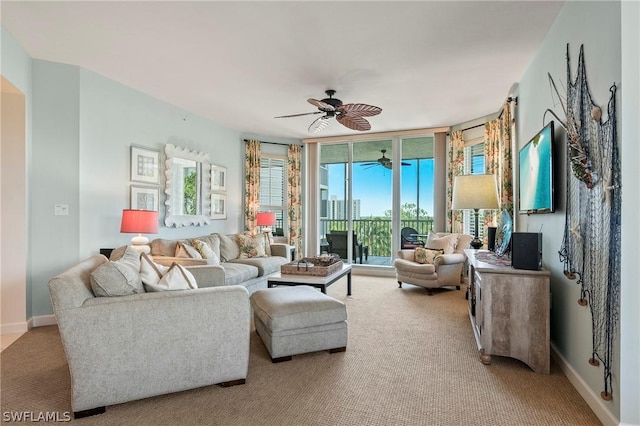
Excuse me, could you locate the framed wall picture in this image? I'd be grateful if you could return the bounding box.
[211,193,227,220]
[211,165,227,192]
[130,146,160,184]
[131,185,159,211]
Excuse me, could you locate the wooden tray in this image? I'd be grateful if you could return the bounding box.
[280,257,343,276]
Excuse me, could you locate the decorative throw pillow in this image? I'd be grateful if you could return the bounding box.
[426,231,459,254]
[108,245,128,261]
[260,232,272,256]
[217,233,240,262]
[140,253,198,292]
[236,234,267,258]
[175,241,202,259]
[415,247,444,264]
[195,234,221,259]
[189,239,220,265]
[91,246,144,297]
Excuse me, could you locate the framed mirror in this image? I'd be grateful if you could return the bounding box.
[164,144,211,227]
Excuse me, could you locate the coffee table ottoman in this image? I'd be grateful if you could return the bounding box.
[250,286,348,363]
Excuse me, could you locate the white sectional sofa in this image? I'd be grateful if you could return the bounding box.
[48,255,251,418]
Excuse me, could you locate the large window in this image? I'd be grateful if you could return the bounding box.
[260,155,286,230]
[464,142,486,238]
[318,136,435,265]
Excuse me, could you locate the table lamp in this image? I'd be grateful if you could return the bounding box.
[256,212,276,234]
[120,209,158,253]
[451,174,499,249]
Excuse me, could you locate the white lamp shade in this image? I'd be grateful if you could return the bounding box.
[451,174,500,210]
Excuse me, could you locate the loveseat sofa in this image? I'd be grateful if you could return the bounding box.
[134,232,291,294]
[48,255,251,418]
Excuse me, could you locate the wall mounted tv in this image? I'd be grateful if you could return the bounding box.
[518,121,555,214]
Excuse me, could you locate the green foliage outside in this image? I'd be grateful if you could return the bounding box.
[183,171,197,215]
[324,203,433,257]
[384,203,430,220]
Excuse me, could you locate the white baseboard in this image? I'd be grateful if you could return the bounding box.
[1,321,29,335]
[28,315,57,328]
[551,343,619,426]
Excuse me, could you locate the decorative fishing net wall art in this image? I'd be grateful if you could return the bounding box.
[546,44,620,401]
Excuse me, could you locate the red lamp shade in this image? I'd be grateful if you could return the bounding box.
[256,212,276,227]
[120,209,159,234]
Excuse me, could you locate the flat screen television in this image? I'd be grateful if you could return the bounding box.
[518,121,555,214]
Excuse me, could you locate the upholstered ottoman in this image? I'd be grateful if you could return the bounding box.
[250,286,348,362]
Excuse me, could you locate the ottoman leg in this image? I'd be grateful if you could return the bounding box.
[328,346,347,354]
[272,355,293,363]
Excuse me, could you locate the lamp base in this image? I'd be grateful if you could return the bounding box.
[130,235,150,254]
[470,238,483,250]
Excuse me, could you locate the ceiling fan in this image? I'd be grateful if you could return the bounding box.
[274,89,382,133]
[361,149,411,170]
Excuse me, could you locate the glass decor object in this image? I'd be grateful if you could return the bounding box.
[494,209,513,257]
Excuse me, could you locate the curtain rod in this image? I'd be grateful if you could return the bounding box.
[454,96,517,133]
[243,139,304,148]
[498,96,517,119]
[458,123,485,133]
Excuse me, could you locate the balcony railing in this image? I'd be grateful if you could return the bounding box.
[320,218,434,257]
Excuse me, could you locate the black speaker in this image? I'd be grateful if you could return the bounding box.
[487,227,497,251]
[511,232,542,270]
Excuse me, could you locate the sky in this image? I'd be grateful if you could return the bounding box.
[328,159,435,217]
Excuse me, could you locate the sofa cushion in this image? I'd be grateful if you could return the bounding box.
[230,256,289,277]
[190,234,221,260]
[415,247,443,264]
[90,246,144,297]
[219,263,259,286]
[426,232,459,254]
[217,233,240,262]
[175,241,202,259]
[150,238,179,257]
[152,256,208,267]
[393,258,436,276]
[147,266,197,292]
[190,239,221,265]
[236,234,267,258]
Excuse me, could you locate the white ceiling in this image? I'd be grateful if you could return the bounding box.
[1,1,564,140]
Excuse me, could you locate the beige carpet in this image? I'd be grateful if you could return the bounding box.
[1,276,600,425]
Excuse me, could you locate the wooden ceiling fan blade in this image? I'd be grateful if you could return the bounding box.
[401,162,411,166]
[360,162,379,166]
[275,111,323,118]
[308,98,335,112]
[337,115,371,131]
[339,103,382,117]
[308,115,333,133]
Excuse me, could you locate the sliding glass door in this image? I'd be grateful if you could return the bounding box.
[318,136,435,266]
[400,137,435,243]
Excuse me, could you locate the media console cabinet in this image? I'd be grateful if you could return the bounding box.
[464,249,551,374]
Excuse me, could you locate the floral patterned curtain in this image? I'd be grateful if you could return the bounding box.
[287,145,302,259]
[447,130,465,233]
[244,140,261,234]
[483,102,514,231]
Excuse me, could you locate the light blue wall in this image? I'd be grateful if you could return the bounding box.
[1,27,31,93]
[31,61,81,317]
[1,27,32,318]
[516,1,626,422]
[619,2,640,424]
[3,35,299,318]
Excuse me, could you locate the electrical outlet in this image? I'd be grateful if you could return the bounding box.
[54,204,69,216]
